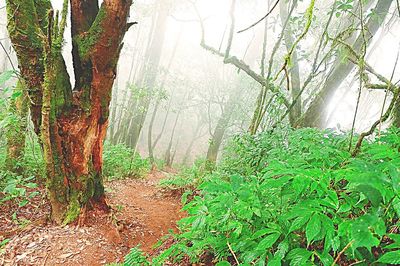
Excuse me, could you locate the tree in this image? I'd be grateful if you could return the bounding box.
[279,0,301,124]
[300,0,394,128]
[6,0,133,224]
[127,0,169,149]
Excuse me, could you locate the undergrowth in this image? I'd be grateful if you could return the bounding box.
[158,158,209,190]
[154,127,400,265]
[98,142,151,180]
[0,140,150,205]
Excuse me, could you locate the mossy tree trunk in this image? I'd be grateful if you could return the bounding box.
[6,81,28,174]
[393,97,400,128]
[6,0,132,224]
[279,0,302,126]
[206,115,231,165]
[206,98,236,165]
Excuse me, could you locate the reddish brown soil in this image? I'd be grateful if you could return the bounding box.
[0,171,185,265]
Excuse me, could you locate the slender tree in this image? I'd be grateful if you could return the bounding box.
[6,0,133,224]
[279,0,301,123]
[300,0,393,128]
[128,0,169,149]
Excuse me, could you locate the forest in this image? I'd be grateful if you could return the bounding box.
[0,0,400,265]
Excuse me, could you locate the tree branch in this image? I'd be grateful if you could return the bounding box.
[192,1,290,107]
[237,0,281,33]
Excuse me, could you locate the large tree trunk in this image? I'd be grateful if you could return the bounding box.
[206,96,236,165]
[6,0,132,224]
[300,0,393,128]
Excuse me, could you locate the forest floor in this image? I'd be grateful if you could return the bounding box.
[0,170,185,265]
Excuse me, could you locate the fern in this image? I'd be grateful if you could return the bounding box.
[124,246,149,266]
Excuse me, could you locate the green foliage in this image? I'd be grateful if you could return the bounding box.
[159,158,208,190]
[0,172,38,207]
[124,246,149,266]
[0,137,45,178]
[103,142,151,180]
[0,238,10,254]
[156,128,400,265]
[335,0,354,17]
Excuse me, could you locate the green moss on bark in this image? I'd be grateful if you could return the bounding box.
[74,7,106,59]
[63,192,81,225]
[5,82,28,174]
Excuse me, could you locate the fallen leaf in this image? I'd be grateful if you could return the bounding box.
[58,252,74,259]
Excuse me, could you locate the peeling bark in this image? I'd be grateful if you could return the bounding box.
[6,0,132,224]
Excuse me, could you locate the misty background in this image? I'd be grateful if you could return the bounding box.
[1,0,399,165]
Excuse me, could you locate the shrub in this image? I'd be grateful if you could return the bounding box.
[0,172,39,207]
[103,142,151,180]
[159,158,211,190]
[156,128,400,265]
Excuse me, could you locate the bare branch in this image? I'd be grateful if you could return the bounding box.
[237,0,281,33]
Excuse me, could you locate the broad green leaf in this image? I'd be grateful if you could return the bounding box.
[252,228,277,239]
[306,214,321,244]
[216,261,231,266]
[377,250,400,264]
[286,248,312,266]
[267,257,281,266]
[256,233,280,250]
[289,215,309,233]
[385,234,400,249]
[316,251,334,266]
[355,184,382,207]
[351,222,380,250]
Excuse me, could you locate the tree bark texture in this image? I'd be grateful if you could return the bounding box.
[6,0,132,224]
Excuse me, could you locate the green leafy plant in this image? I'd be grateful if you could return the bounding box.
[0,173,38,207]
[155,128,400,265]
[0,238,10,254]
[103,142,151,180]
[159,158,209,190]
[124,246,149,266]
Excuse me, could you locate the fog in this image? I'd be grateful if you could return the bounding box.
[1,0,399,164]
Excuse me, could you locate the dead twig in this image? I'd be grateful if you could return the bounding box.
[238,0,281,33]
[331,240,354,266]
[227,242,239,265]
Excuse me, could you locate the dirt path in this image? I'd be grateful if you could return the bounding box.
[0,171,184,265]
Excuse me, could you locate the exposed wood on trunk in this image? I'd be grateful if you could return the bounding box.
[6,0,133,224]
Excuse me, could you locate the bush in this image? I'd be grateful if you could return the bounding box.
[103,142,151,180]
[156,128,400,265]
[159,158,209,190]
[0,172,39,207]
